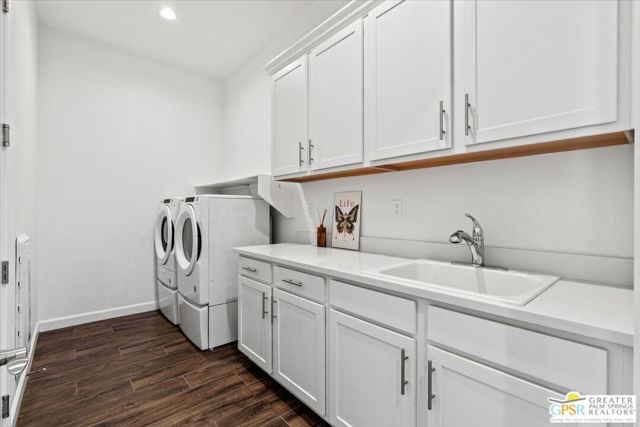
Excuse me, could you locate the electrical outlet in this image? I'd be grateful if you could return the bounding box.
[308,203,315,217]
[392,199,402,217]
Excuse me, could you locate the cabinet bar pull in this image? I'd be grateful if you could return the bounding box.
[439,100,446,141]
[400,349,409,395]
[309,139,314,164]
[261,292,268,319]
[242,266,257,273]
[428,359,436,410]
[282,278,303,287]
[464,93,471,136]
[298,142,304,166]
[271,299,277,322]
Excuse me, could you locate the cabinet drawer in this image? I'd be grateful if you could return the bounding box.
[238,256,272,283]
[330,280,416,335]
[274,266,325,303]
[428,306,608,394]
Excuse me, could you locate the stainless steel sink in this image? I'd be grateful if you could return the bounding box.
[367,260,559,305]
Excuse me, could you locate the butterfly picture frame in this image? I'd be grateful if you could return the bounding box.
[332,191,362,251]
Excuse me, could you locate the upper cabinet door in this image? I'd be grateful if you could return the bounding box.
[364,0,452,162]
[272,57,308,177]
[308,21,364,171]
[458,0,618,145]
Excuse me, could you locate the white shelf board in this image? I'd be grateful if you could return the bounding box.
[195,175,298,218]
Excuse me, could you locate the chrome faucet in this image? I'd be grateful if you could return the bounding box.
[449,213,485,267]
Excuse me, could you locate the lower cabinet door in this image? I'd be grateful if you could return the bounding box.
[426,346,576,427]
[238,276,272,373]
[329,309,416,427]
[273,289,326,415]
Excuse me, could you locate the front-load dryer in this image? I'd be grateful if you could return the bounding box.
[175,195,270,350]
[155,197,182,325]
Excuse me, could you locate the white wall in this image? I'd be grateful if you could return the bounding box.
[37,26,224,322]
[221,1,634,287]
[294,146,633,257]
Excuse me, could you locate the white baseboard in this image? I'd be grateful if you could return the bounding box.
[10,321,39,427]
[38,301,157,332]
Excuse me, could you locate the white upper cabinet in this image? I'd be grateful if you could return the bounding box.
[457,0,619,146]
[272,56,308,177]
[268,0,627,180]
[309,21,364,171]
[364,0,452,161]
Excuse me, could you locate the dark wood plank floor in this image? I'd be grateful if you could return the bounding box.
[19,311,328,427]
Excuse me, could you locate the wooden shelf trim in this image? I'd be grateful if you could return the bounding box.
[281,131,633,183]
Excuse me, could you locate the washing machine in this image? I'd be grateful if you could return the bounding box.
[155,198,182,325]
[175,195,270,350]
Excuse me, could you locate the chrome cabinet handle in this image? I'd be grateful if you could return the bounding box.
[308,139,314,164]
[282,278,303,287]
[271,299,277,322]
[242,266,257,273]
[400,349,409,396]
[261,292,268,319]
[298,142,305,166]
[439,100,446,141]
[464,93,471,136]
[0,347,27,366]
[427,359,436,410]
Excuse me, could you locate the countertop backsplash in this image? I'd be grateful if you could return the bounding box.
[273,145,633,288]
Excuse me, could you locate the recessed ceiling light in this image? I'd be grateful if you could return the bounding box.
[160,7,176,21]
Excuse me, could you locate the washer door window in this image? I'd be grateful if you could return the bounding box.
[176,205,201,275]
[154,205,172,265]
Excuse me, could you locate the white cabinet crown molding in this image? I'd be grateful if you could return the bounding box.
[263,0,382,76]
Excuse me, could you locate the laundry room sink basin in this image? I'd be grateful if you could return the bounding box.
[366,260,559,306]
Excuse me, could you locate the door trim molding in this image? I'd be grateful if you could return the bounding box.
[263,0,381,76]
[9,322,37,427]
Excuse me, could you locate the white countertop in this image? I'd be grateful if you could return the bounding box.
[235,243,634,347]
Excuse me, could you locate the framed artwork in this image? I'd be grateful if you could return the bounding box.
[332,191,362,251]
